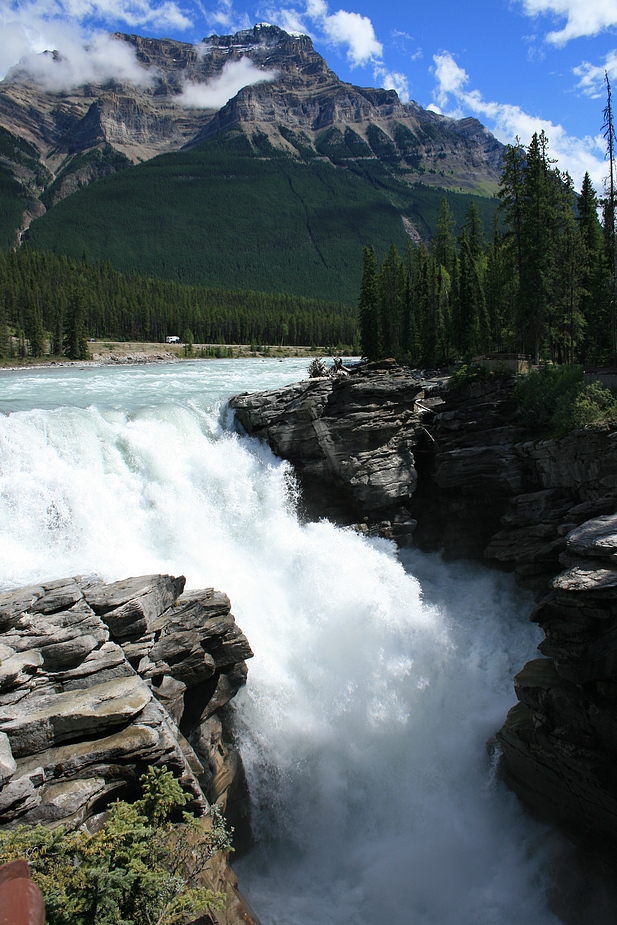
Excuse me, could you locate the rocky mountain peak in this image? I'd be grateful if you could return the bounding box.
[0,23,504,245]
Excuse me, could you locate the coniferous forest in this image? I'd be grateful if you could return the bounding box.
[359,131,613,368]
[2,129,617,367]
[0,247,359,359]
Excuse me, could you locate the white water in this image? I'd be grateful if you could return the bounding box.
[0,359,562,924]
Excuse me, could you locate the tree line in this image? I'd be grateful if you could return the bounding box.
[0,247,359,359]
[359,129,612,368]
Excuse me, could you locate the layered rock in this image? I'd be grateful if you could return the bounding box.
[0,573,256,922]
[0,574,251,829]
[230,363,424,539]
[497,516,617,846]
[485,426,617,591]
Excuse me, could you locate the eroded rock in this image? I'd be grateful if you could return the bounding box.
[0,574,252,833]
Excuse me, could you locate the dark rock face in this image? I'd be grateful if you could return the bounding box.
[0,574,252,833]
[497,517,617,848]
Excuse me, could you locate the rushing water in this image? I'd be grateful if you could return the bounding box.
[0,358,564,924]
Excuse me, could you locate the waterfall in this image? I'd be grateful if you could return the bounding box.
[0,359,561,924]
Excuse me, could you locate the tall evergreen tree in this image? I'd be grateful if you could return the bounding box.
[578,172,606,365]
[63,289,89,360]
[358,246,381,360]
[378,244,405,357]
[431,197,456,273]
[498,138,526,353]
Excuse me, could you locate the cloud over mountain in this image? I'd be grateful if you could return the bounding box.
[179,57,278,108]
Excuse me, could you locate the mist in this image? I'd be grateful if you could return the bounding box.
[6,32,158,92]
[179,56,278,108]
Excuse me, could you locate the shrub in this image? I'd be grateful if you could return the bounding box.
[448,362,491,390]
[0,767,231,925]
[553,380,617,432]
[513,364,584,433]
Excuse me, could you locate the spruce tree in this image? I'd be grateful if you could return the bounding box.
[578,172,606,365]
[358,246,381,360]
[498,139,526,353]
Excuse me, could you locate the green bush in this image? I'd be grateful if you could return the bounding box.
[0,767,231,925]
[514,364,584,433]
[553,380,617,432]
[514,364,617,434]
[448,362,492,389]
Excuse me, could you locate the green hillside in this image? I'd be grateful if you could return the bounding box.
[27,129,498,304]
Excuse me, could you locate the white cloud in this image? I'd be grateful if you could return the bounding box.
[203,0,251,32]
[573,49,617,97]
[269,0,382,67]
[49,0,191,30]
[374,65,409,102]
[432,50,468,106]
[7,31,158,90]
[0,0,192,79]
[516,0,617,45]
[431,50,608,192]
[179,56,278,107]
[320,9,382,66]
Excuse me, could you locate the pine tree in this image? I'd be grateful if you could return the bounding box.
[578,172,606,365]
[63,289,89,360]
[498,138,526,353]
[378,244,405,357]
[431,197,457,273]
[358,246,381,360]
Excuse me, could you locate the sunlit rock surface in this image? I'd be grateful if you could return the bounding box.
[230,362,424,539]
[0,573,256,922]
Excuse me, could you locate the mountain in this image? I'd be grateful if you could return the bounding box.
[0,25,504,301]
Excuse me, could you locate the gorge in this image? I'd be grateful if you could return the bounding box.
[1,357,616,923]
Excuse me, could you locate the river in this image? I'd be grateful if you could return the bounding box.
[0,358,570,924]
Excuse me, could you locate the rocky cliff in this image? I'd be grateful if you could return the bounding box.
[0,573,257,925]
[230,363,617,852]
[230,361,424,540]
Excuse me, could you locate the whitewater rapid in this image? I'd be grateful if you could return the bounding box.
[0,359,563,924]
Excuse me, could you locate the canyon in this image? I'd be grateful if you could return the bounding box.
[231,362,617,852]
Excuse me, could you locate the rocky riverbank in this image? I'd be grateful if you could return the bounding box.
[0,573,258,925]
[230,362,617,853]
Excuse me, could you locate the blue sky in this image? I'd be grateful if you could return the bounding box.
[2,0,617,193]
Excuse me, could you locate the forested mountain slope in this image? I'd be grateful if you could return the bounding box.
[0,25,501,301]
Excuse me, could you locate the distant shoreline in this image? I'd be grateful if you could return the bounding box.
[0,341,330,371]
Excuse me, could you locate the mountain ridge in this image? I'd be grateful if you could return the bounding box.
[0,24,503,243]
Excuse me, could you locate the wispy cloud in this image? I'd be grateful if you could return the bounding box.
[374,65,409,102]
[0,0,192,79]
[203,0,251,33]
[573,49,617,97]
[431,50,607,191]
[7,31,158,91]
[179,56,278,107]
[515,0,617,46]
